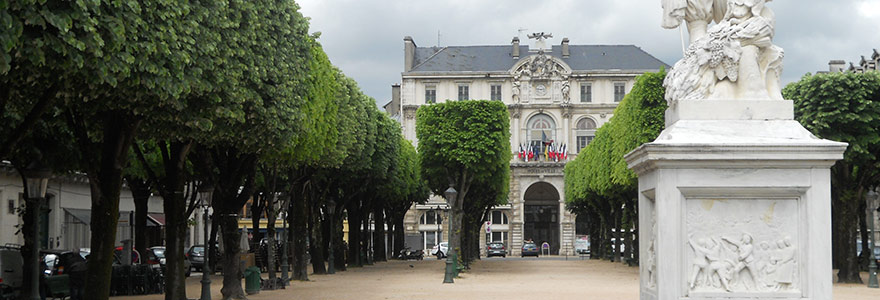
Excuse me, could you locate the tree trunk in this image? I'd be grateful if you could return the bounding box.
[219,214,247,299]
[392,214,406,258]
[266,193,277,288]
[362,210,372,265]
[209,218,220,275]
[159,141,194,300]
[373,206,386,262]
[251,193,264,255]
[859,199,869,269]
[833,181,864,283]
[20,197,39,299]
[616,208,623,263]
[346,200,363,268]
[291,179,310,280]
[333,205,347,271]
[128,178,152,259]
[83,113,140,300]
[309,200,326,274]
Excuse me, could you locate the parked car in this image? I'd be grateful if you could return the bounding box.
[147,246,190,277]
[41,249,86,276]
[486,242,507,258]
[187,245,207,272]
[430,242,448,259]
[0,247,23,299]
[574,239,590,255]
[521,242,539,257]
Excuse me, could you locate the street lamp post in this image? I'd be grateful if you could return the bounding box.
[869,198,879,288]
[280,201,290,285]
[199,184,214,300]
[22,161,50,300]
[325,198,337,274]
[443,187,457,284]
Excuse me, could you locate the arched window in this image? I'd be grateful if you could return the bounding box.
[575,118,597,153]
[527,114,556,157]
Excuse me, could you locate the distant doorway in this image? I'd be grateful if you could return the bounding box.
[523,182,560,254]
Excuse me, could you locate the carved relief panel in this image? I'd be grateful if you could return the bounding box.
[685,198,799,296]
[511,52,571,104]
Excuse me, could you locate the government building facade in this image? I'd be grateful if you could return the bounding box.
[392,35,667,256]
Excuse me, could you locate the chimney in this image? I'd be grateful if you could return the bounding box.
[828,60,846,73]
[404,36,416,72]
[392,84,401,105]
[512,37,520,59]
[388,84,401,115]
[561,38,570,58]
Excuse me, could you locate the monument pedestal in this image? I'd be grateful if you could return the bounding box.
[626,100,846,300]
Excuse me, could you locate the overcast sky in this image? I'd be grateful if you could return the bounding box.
[299,0,880,108]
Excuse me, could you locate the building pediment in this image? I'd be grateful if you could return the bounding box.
[510,52,572,80]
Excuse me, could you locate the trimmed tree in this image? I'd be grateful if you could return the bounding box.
[564,70,666,263]
[417,100,511,273]
[783,71,880,283]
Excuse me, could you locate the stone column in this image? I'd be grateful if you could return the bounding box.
[626,100,846,300]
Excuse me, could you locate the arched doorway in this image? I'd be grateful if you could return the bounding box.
[523,182,560,254]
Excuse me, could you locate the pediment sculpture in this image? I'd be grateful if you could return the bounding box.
[662,0,784,102]
[513,52,568,80]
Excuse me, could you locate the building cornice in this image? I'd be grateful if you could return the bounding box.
[402,69,657,79]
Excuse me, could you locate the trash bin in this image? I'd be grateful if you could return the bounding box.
[244,266,261,295]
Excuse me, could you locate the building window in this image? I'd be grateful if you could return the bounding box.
[7,199,14,215]
[491,231,508,243]
[614,82,626,102]
[420,210,443,225]
[490,84,502,101]
[580,83,592,103]
[422,231,438,250]
[527,114,556,158]
[425,85,436,104]
[490,210,508,225]
[575,118,597,153]
[458,85,469,101]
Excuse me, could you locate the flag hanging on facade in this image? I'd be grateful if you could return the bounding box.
[518,144,524,160]
[553,143,559,162]
[527,142,534,161]
[543,142,549,161]
[561,144,567,160]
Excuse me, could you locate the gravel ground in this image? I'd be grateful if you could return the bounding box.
[112,256,880,300]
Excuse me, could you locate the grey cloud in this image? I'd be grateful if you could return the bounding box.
[299,0,880,107]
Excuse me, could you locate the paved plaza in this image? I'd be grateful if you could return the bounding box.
[111,257,880,300]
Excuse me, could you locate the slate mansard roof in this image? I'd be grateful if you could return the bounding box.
[407,44,670,74]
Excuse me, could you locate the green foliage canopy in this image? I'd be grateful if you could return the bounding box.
[416,100,511,198]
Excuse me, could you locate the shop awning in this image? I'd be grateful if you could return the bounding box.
[64,208,91,224]
[147,213,165,227]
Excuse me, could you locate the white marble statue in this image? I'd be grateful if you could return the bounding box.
[688,235,734,291]
[723,233,761,290]
[771,237,796,291]
[663,0,784,102]
[662,0,728,43]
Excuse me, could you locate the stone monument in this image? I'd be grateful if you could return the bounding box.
[626,1,847,299]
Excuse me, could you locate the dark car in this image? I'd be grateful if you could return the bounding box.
[41,250,86,276]
[486,242,507,258]
[148,246,190,277]
[186,245,206,272]
[521,242,539,257]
